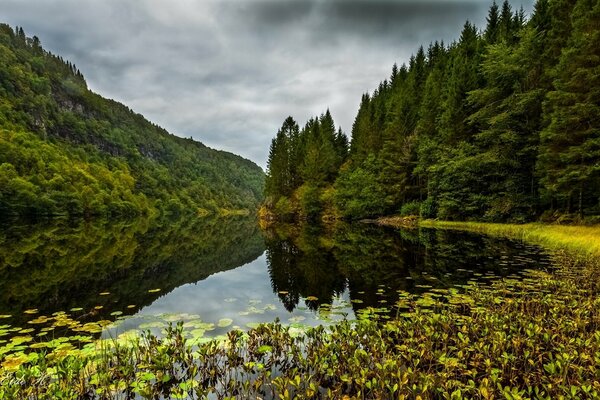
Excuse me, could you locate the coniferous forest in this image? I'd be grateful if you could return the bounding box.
[0,24,265,218]
[264,0,600,223]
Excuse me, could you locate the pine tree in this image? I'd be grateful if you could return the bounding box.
[485,1,501,43]
[538,0,600,217]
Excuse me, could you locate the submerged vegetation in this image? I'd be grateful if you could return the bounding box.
[263,0,600,223]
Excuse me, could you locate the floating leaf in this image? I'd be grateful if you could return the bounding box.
[127,305,136,309]
[148,288,161,293]
[2,353,29,371]
[217,318,233,328]
[99,292,110,296]
[110,311,123,316]
[24,309,38,314]
[139,321,167,330]
[0,315,11,319]
[70,308,83,312]
[305,296,319,301]
[189,329,205,338]
[28,316,50,324]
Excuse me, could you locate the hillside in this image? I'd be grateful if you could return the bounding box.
[0,24,264,218]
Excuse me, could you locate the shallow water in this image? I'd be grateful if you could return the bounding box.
[0,216,552,353]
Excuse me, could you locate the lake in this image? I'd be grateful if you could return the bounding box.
[0,216,552,355]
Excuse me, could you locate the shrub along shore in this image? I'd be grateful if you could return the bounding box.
[2,222,600,399]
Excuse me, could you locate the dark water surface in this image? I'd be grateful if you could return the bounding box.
[0,217,553,349]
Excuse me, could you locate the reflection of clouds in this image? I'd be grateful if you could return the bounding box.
[3,0,534,167]
[109,253,354,337]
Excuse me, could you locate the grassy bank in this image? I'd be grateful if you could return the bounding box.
[417,220,600,259]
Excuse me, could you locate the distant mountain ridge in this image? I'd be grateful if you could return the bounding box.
[0,24,264,218]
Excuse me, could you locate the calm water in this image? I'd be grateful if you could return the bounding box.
[0,216,553,346]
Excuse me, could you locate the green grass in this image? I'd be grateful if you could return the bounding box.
[419,220,600,259]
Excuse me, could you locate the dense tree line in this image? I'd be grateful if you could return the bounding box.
[0,24,264,218]
[265,0,599,223]
[263,111,348,220]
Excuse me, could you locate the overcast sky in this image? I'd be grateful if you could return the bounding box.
[3,0,533,168]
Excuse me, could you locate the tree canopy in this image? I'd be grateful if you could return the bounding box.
[264,0,599,223]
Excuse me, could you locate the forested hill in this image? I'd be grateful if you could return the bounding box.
[0,24,264,218]
[264,0,599,223]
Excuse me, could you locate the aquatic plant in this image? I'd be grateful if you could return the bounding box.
[2,249,600,399]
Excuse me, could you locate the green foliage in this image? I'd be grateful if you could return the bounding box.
[334,157,387,219]
[538,0,600,217]
[399,200,420,216]
[264,111,348,221]
[263,0,599,223]
[273,196,295,221]
[0,24,264,218]
[419,197,436,218]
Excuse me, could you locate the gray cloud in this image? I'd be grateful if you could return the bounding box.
[2,0,534,168]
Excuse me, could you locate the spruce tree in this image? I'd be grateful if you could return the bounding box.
[538,0,600,217]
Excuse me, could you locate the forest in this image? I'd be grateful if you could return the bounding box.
[264,0,600,223]
[0,24,265,218]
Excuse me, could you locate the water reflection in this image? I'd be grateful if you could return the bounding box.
[0,217,552,347]
[264,222,552,314]
[0,216,265,327]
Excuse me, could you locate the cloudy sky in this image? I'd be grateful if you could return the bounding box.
[3,0,533,168]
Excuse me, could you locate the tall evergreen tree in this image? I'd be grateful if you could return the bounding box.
[485,1,501,43]
[538,0,600,216]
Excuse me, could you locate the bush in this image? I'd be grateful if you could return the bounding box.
[274,196,295,221]
[399,201,420,216]
[419,197,436,218]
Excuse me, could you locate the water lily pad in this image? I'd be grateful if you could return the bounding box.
[127,305,136,309]
[224,297,237,303]
[28,316,50,324]
[139,321,167,330]
[305,296,319,301]
[2,353,29,371]
[110,311,123,316]
[246,322,260,329]
[189,328,205,338]
[148,288,161,293]
[23,309,38,314]
[217,318,233,328]
[99,292,110,296]
[0,315,12,319]
[70,308,83,312]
